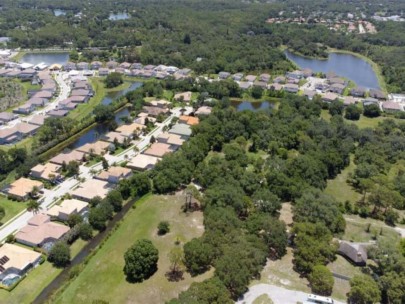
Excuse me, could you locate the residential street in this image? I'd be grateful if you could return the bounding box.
[235,283,345,304]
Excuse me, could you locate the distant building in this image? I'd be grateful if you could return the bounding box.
[127,154,160,171]
[4,178,44,201]
[338,241,367,266]
[95,166,133,184]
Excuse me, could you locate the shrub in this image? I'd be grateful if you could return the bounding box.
[158,221,170,235]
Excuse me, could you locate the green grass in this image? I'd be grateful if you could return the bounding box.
[252,294,274,304]
[0,239,87,304]
[53,194,212,304]
[0,196,27,225]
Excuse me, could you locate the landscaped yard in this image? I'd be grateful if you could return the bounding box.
[0,196,27,225]
[53,194,212,304]
[0,239,87,304]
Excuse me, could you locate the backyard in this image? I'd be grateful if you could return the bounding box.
[0,196,27,225]
[53,194,212,304]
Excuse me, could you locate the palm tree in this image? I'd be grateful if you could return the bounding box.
[27,200,41,214]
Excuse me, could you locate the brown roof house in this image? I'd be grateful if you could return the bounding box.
[284,83,299,93]
[70,179,111,202]
[382,101,403,113]
[50,150,86,166]
[5,178,44,201]
[0,112,17,124]
[174,92,192,103]
[46,199,89,221]
[30,162,62,182]
[195,106,212,116]
[15,214,70,247]
[95,166,133,184]
[127,154,160,171]
[115,123,145,138]
[76,141,112,156]
[0,243,42,281]
[338,241,368,266]
[179,115,199,126]
[157,132,185,149]
[144,143,173,158]
[351,87,367,97]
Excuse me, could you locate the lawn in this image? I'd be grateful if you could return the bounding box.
[0,196,27,225]
[0,239,87,304]
[53,194,212,304]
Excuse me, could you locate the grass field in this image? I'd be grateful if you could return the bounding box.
[0,239,87,304]
[53,194,212,304]
[0,196,27,225]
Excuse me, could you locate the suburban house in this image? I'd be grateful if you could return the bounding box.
[286,70,304,80]
[338,241,368,266]
[157,132,185,149]
[330,83,346,94]
[144,143,174,158]
[179,115,199,126]
[238,82,252,90]
[0,123,40,144]
[343,96,358,106]
[101,131,128,144]
[98,68,109,76]
[18,68,37,80]
[66,95,88,104]
[58,99,77,110]
[95,166,133,184]
[245,75,257,82]
[273,76,286,84]
[303,90,317,100]
[174,92,192,103]
[141,106,170,117]
[363,97,380,106]
[369,89,386,100]
[270,83,283,91]
[329,77,346,86]
[70,179,111,202]
[127,154,160,171]
[259,73,271,82]
[232,73,244,81]
[50,150,86,166]
[131,63,143,70]
[63,62,76,71]
[47,109,69,117]
[90,61,103,70]
[13,103,36,115]
[76,62,89,70]
[195,106,212,116]
[302,68,313,78]
[27,97,48,108]
[315,83,329,91]
[0,243,42,281]
[47,199,89,221]
[15,214,70,247]
[218,72,230,79]
[351,87,367,97]
[4,178,43,200]
[70,89,91,100]
[145,99,170,108]
[382,101,403,113]
[115,122,145,137]
[76,141,112,156]
[106,61,118,69]
[30,162,62,182]
[388,94,405,103]
[169,123,192,138]
[119,62,132,69]
[72,80,90,90]
[33,90,53,100]
[322,92,340,103]
[284,83,299,93]
[0,112,17,124]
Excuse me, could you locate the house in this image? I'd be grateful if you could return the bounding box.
[330,83,346,94]
[322,92,339,103]
[70,89,91,97]
[351,87,367,97]
[169,123,192,138]
[47,109,69,117]
[174,92,192,103]
[0,127,19,144]
[369,89,386,100]
[5,178,44,201]
[131,63,143,70]
[66,95,87,104]
[315,83,329,91]
[115,123,145,137]
[301,68,313,78]
[101,131,128,144]
[13,103,35,115]
[286,70,304,80]
[338,241,367,266]
[58,99,78,110]
[95,166,133,184]
[0,112,17,124]
[259,73,271,82]
[141,106,170,117]
[0,243,42,281]
[90,61,103,70]
[41,82,56,93]
[72,80,89,90]
[15,214,70,247]
[284,83,299,93]
[232,73,244,81]
[98,68,109,76]
[47,199,88,221]
[50,150,86,166]
[127,154,160,171]
[218,72,230,79]
[382,101,403,113]
[245,75,257,82]
[76,141,112,156]
[363,97,379,106]
[63,62,76,71]
[18,68,37,79]
[179,115,199,126]
[70,179,111,202]
[238,82,252,90]
[17,122,40,137]
[329,77,346,86]
[26,97,48,108]
[144,65,155,70]
[270,83,283,91]
[343,96,358,106]
[157,132,185,148]
[144,143,173,158]
[30,162,62,182]
[33,90,53,100]
[106,61,118,69]
[253,81,268,89]
[303,90,317,100]
[388,94,405,103]
[195,106,212,116]
[145,99,170,108]
[119,62,132,69]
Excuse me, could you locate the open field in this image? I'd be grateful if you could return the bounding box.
[53,194,212,304]
[0,196,27,225]
[0,239,87,304]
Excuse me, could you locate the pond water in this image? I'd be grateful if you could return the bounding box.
[102,82,142,105]
[20,52,69,66]
[284,50,380,90]
[109,12,130,21]
[232,100,274,111]
[54,9,66,16]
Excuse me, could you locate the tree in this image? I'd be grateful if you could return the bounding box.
[184,238,213,275]
[169,277,232,304]
[167,246,185,280]
[67,213,83,228]
[329,100,344,116]
[27,200,41,214]
[78,223,93,240]
[157,221,170,235]
[308,265,334,296]
[363,104,381,118]
[251,86,263,99]
[183,33,191,44]
[347,275,381,304]
[89,207,108,231]
[89,196,103,207]
[66,160,80,177]
[102,157,109,170]
[94,105,114,123]
[48,242,71,268]
[105,72,123,88]
[123,239,159,282]
[345,104,362,120]
[252,188,281,216]
[106,190,123,212]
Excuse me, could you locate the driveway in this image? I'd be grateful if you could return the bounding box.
[236,284,345,304]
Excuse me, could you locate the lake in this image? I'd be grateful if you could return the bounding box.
[20,52,69,66]
[284,50,380,90]
[232,100,274,111]
[109,12,130,21]
[102,82,142,105]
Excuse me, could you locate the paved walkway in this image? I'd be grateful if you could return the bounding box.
[236,284,345,304]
